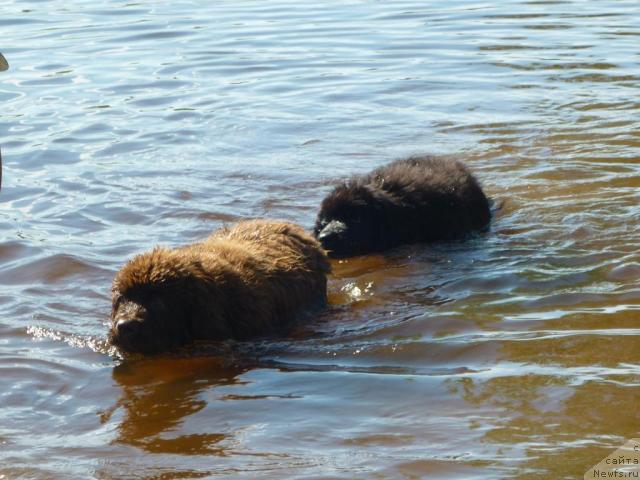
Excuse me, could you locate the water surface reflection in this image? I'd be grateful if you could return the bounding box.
[1,0,639,478]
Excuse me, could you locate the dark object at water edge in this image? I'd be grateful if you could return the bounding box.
[109,219,330,354]
[314,155,491,257]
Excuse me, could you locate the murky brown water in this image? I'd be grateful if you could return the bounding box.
[1,1,639,478]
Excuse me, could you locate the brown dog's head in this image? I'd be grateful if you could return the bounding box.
[109,289,189,354]
[108,248,199,354]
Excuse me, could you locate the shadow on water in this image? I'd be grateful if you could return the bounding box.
[107,356,248,456]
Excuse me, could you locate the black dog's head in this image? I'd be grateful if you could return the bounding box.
[314,184,391,257]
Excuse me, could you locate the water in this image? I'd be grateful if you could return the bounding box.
[1,0,639,478]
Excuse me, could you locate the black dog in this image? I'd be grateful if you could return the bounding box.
[314,156,490,257]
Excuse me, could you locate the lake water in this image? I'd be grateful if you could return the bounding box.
[1,1,639,478]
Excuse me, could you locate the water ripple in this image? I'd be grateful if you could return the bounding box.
[1,0,639,478]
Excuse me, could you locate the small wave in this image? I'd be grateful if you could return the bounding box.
[27,325,117,357]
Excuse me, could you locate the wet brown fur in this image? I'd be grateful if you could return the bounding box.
[109,220,331,354]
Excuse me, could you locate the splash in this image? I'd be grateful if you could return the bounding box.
[340,280,375,302]
[26,325,119,357]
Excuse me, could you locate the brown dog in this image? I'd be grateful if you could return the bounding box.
[109,220,331,354]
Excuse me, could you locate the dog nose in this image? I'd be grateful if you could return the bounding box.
[317,220,347,243]
[115,319,140,338]
[317,220,347,252]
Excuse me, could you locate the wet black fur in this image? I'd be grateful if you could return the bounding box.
[313,156,491,257]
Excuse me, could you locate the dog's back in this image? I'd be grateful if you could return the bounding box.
[110,220,330,353]
[314,156,490,256]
